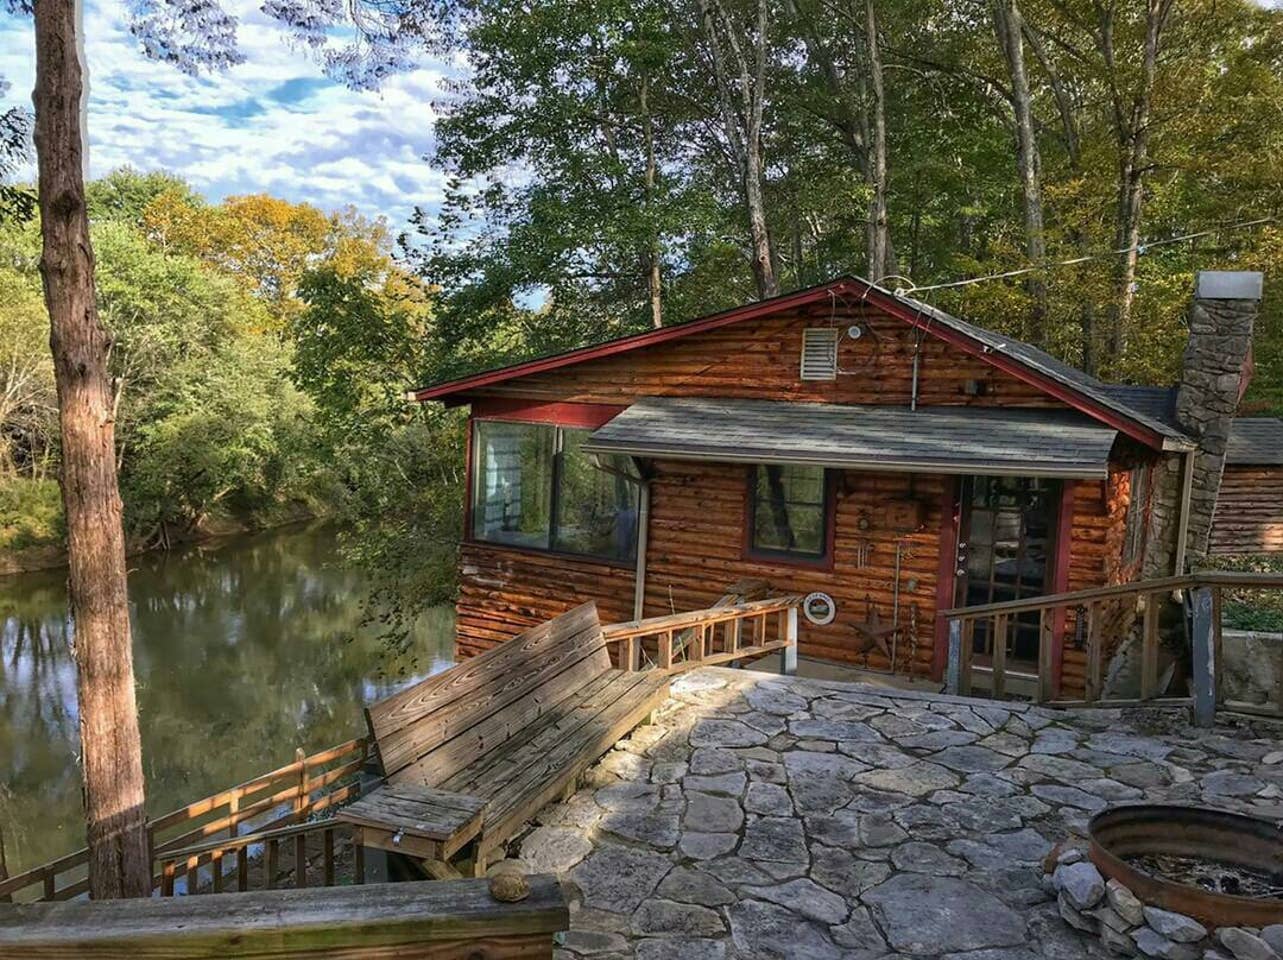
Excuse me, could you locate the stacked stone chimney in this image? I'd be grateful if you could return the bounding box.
[1173,270,1262,566]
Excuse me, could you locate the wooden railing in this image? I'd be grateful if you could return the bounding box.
[0,876,570,959]
[603,595,802,675]
[0,737,368,903]
[940,572,1283,724]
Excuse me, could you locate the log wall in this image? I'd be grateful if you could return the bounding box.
[1209,466,1283,555]
[469,302,1068,409]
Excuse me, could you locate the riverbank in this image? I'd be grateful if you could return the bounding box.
[0,477,322,576]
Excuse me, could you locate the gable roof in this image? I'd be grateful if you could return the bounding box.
[409,276,1194,451]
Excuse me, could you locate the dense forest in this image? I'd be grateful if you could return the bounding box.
[1,0,1281,627]
[413,0,1283,410]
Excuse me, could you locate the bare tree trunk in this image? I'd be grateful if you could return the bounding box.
[698,0,778,298]
[32,0,150,900]
[640,73,663,328]
[993,0,1047,342]
[1102,0,1172,360]
[864,0,892,281]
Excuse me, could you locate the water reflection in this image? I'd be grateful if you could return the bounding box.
[0,524,454,874]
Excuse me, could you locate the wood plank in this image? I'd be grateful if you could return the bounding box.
[370,604,610,776]
[480,674,667,828]
[395,650,618,789]
[991,614,1007,700]
[480,678,669,855]
[436,672,623,797]
[0,877,569,958]
[1141,593,1159,699]
[1084,603,1101,703]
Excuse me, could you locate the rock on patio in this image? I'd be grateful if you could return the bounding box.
[491,667,1283,960]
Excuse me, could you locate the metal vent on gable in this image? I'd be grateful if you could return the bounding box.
[800,327,839,380]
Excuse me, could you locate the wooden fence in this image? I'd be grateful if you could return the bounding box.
[0,737,368,903]
[603,595,801,675]
[0,876,570,959]
[941,571,1283,724]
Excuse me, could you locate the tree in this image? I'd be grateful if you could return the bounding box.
[31,0,150,898]
[696,0,778,298]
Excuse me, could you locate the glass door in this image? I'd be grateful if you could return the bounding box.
[955,476,1060,668]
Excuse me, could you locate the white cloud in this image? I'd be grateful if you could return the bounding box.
[0,0,454,227]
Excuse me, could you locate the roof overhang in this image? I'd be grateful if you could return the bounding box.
[581,397,1120,480]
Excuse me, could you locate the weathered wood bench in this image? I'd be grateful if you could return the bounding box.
[348,601,669,877]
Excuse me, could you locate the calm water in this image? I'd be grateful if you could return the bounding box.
[0,524,455,874]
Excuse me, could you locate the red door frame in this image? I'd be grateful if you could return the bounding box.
[932,476,1077,686]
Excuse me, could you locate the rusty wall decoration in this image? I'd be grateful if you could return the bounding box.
[851,595,898,664]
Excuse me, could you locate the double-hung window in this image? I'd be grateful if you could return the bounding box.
[471,420,639,563]
[748,464,830,560]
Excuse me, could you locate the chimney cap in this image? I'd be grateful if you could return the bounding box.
[1196,270,1263,301]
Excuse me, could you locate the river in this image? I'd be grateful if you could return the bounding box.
[0,524,455,875]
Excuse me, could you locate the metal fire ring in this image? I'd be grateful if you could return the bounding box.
[1087,804,1283,927]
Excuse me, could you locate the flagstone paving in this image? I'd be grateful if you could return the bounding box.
[492,667,1283,960]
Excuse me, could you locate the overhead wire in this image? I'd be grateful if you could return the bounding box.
[888,216,1277,299]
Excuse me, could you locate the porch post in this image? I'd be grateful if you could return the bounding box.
[1190,584,1217,727]
[945,618,962,695]
[780,606,798,676]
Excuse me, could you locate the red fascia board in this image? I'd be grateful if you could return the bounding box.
[471,397,625,429]
[407,281,859,402]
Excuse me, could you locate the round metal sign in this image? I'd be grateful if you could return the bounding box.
[802,591,837,626]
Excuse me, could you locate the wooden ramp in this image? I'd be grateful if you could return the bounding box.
[347,602,669,876]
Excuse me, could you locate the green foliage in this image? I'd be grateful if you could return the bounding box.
[1212,554,1283,632]
[0,477,62,551]
[415,0,1283,409]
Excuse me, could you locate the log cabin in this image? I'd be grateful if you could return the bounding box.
[410,271,1281,697]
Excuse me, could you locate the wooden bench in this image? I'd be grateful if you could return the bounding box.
[349,602,669,877]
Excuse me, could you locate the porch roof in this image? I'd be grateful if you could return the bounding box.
[581,397,1119,479]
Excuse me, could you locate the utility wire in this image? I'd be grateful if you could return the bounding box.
[891,216,1277,298]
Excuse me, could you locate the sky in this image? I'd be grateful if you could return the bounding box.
[0,1,456,229]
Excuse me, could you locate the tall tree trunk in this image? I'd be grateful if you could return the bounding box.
[32,0,150,900]
[1102,0,1172,361]
[640,73,663,328]
[698,0,778,299]
[993,0,1047,342]
[863,0,892,281]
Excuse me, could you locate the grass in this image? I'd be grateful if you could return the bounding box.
[1212,553,1283,633]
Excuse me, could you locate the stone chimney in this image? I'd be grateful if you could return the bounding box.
[1173,270,1262,566]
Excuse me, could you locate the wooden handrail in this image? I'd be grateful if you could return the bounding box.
[940,572,1283,621]
[0,737,368,902]
[602,595,803,640]
[0,877,570,957]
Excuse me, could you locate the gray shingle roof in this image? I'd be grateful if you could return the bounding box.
[1227,418,1283,466]
[889,290,1193,448]
[1098,385,1178,428]
[583,397,1119,479]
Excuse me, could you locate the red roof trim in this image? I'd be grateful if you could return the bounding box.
[408,280,859,402]
[410,276,1166,449]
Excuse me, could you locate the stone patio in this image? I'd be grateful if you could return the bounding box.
[494,667,1283,960]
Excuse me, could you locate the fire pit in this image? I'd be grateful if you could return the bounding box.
[1088,804,1283,927]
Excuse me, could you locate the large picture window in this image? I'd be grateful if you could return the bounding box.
[748,464,829,560]
[471,420,639,563]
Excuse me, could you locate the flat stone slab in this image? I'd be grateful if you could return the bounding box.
[512,667,1282,960]
[864,874,1027,954]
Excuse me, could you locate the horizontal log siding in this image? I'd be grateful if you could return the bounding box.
[642,462,944,675]
[1209,466,1283,554]
[1059,469,1134,698]
[455,543,634,659]
[471,304,1067,409]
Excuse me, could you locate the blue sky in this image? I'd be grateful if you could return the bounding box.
[0,1,456,229]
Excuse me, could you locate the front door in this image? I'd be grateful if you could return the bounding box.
[955,476,1060,667]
